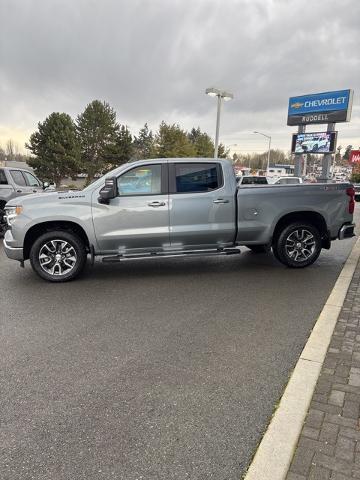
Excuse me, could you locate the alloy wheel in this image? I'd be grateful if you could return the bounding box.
[39,239,77,276]
[284,229,316,262]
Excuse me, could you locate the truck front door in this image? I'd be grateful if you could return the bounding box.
[22,170,44,194]
[168,162,235,249]
[92,163,170,253]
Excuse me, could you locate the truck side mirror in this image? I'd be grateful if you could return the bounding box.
[43,181,49,190]
[98,177,118,204]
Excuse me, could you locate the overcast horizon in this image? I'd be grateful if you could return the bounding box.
[0,0,359,156]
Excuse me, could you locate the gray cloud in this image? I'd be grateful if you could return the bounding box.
[0,0,359,151]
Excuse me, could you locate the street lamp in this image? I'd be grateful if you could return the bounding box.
[206,87,234,158]
[253,131,271,173]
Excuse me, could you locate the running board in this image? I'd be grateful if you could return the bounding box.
[101,248,241,263]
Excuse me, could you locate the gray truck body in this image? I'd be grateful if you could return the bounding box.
[3,158,355,270]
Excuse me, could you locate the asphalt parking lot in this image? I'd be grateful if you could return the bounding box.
[1,206,359,480]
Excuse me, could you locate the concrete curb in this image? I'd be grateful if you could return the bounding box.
[244,237,360,480]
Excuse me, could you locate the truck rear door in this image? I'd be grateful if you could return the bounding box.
[168,162,236,248]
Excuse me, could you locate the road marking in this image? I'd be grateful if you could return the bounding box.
[244,236,360,480]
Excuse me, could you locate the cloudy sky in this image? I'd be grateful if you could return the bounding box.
[0,0,359,155]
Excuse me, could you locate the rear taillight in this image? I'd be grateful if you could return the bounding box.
[346,187,355,214]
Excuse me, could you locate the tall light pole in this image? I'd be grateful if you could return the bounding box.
[253,131,271,173]
[206,87,234,158]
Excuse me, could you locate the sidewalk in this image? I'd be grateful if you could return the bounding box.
[286,257,360,480]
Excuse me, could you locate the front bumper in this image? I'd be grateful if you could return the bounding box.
[338,223,356,240]
[3,231,24,261]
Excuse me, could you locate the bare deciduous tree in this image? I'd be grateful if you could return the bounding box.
[5,139,19,161]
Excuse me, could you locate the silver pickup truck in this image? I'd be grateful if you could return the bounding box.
[3,158,356,282]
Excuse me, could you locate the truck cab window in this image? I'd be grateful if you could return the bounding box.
[10,170,26,186]
[175,163,220,193]
[117,165,162,196]
[23,171,41,187]
[0,169,7,185]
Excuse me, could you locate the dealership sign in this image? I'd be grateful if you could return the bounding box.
[287,89,353,126]
[350,150,360,164]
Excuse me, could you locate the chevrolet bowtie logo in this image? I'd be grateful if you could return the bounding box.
[291,102,304,109]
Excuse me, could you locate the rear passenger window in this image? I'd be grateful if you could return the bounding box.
[10,170,26,186]
[175,163,221,193]
[0,169,7,185]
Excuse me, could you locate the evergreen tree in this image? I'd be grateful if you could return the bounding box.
[26,112,79,186]
[188,127,214,157]
[114,125,134,165]
[217,143,229,159]
[133,123,155,159]
[343,145,353,161]
[76,100,119,184]
[155,122,196,158]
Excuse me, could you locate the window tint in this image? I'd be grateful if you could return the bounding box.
[0,169,7,185]
[242,177,267,185]
[117,165,162,196]
[175,163,220,193]
[10,170,26,186]
[23,171,41,187]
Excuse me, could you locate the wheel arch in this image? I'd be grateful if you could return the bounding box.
[272,211,330,249]
[23,221,90,260]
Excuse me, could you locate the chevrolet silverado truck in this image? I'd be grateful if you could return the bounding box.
[0,166,52,236]
[3,158,356,282]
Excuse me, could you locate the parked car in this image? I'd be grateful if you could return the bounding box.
[273,176,303,185]
[237,175,268,185]
[3,158,355,282]
[0,167,53,235]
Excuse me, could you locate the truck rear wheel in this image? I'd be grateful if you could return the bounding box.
[273,222,322,268]
[30,230,87,282]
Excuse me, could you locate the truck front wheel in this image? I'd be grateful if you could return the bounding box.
[273,222,322,268]
[30,230,87,282]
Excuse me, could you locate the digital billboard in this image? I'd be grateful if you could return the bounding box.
[291,131,337,154]
[287,90,353,125]
[349,150,360,164]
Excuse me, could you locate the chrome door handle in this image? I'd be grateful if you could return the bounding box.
[148,201,166,207]
[213,199,229,204]
[17,190,23,193]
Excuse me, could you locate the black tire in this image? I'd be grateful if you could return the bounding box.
[30,230,87,282]
[272,245,281,262]
[273,222,322,268]
[245,245,270,253]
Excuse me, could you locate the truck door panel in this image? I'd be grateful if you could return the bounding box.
[92,163,170,253]
[168,162,235,248]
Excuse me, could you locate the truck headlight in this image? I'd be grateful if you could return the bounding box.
[4,205,23,225]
